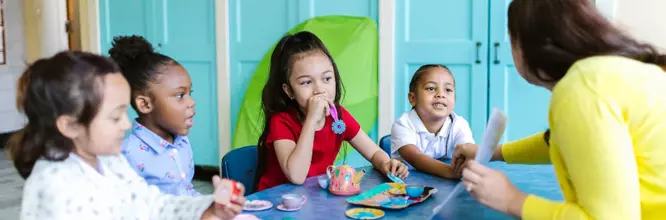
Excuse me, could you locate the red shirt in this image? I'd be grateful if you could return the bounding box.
[257,106,361,191]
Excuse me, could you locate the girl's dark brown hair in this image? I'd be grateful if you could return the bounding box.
[508,0,666,83]
[108,35,179,111]
[508,0,666,145]
[9,51,121,179]
[253,31,344,191]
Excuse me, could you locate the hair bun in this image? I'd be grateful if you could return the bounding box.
[108,35,154,67]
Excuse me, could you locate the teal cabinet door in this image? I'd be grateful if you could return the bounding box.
[488,0,551,143]
[99,0,152,53]
[99,0,219,166]
[99,0,150,142]
[297,0,378,23]
[228,0,297,139]
[395,0,489,142]
[152,0,219,166]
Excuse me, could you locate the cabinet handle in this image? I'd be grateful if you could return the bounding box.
[493,42,500,64]
[475,42,482,64]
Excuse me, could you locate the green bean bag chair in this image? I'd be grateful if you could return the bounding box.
[231,15,378,163]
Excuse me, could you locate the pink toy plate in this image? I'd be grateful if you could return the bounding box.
[243,200,273,211]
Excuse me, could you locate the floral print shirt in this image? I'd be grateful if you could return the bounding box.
[122,121,198,196]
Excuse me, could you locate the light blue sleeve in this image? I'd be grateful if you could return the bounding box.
[121,135,178,195]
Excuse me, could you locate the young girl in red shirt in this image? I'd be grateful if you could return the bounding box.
[255,31,409,191]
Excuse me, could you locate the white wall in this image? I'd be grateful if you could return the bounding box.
[602,0,666,51]
[0,0,26,133]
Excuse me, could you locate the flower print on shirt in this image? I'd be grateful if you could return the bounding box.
[122,120,199,196]
[164,171,175,179]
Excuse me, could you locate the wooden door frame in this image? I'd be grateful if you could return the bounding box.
[378,0,395,137]
[66,0,75,50]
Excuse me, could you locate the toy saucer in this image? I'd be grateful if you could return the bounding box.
[243,200,273,211]
[276,203,302,212]
[346,208,385,219]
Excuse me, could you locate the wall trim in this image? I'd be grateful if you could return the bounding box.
[38,0,69,57]
[378,0,396,137]
[215,0,231,164]
[79,0,100,53]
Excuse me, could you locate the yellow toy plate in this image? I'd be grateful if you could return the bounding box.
[345,208,385,220]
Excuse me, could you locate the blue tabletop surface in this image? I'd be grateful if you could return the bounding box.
[245,162,563,220]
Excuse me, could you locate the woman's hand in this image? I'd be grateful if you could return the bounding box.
[202,176,247,220]
[461,160,527,218]
[305,94,333,124]
[381,159,409,179]
[451,143,478,175]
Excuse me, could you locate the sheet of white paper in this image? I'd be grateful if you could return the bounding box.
[433,108,508,215]
[474,108,508,165]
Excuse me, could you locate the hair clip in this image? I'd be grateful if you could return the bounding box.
[329,105,346,135]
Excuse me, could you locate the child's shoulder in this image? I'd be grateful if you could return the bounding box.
[26,157,83,188]
[393,109,419,126]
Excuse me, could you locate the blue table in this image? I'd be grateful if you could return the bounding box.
[246,163,562,220]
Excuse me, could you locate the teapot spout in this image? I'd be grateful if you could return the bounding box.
[352,169,366,184]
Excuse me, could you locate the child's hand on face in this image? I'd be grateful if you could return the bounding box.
[381,159,409,179]
[305,94,333,124]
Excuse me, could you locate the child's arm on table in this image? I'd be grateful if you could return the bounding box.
[397,145,459,179]
[349,130,409,178]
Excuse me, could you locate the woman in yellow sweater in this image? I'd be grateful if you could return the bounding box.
[451,0,666,219]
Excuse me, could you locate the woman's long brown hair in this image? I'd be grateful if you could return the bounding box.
[508,0,666,83]
[507,0,666,145]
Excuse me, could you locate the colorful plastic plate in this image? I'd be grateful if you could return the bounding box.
[345,208,385,220]
[388,187,406,195]
[347,183,437,209]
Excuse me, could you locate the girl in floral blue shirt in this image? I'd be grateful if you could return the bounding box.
[110,35,199,196]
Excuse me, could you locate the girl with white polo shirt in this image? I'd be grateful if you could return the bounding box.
[391,64,474,179]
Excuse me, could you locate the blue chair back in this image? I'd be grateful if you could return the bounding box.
[379,135,391,157]
[220,145,257,195]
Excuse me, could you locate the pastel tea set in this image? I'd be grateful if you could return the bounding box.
[323,163,367,195]
[242,193,307,212]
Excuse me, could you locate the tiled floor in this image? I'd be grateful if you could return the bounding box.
[0,150,213,218]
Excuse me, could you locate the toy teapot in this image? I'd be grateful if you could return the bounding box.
[326,164,366,196]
